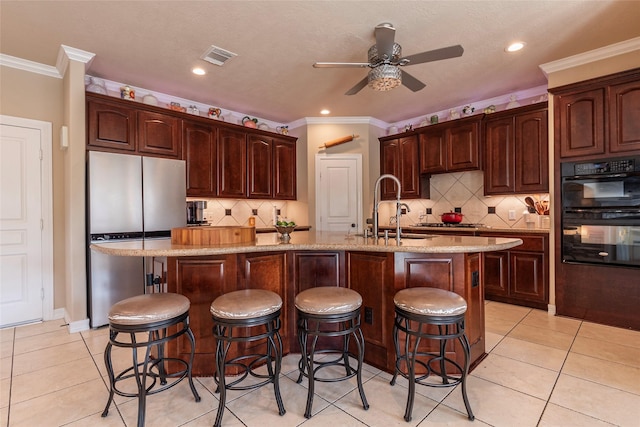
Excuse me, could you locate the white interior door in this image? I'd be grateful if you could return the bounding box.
[316,154,362,233]
[0,123,45,326]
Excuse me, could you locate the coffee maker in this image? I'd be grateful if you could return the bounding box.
[186,200,208,225]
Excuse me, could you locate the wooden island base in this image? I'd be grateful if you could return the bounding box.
[167,250,485,376]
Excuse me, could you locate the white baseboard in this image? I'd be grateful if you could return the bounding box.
[64,309,90,333]
[547,304,557,315]
[49,308,65,321]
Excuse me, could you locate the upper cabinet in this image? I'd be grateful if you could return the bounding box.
[87,92,297,200]
[552,68,640,159]
[87,94,181,158]
[218,128,248,198]
[483,103,548,195]
[183,120,217,197]
[379,135,429,200]
[137,111,181,158]
[419,115,482,174]
[87,96,137,152]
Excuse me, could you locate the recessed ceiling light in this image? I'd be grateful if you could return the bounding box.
[320,109,330,115]
[192,67,206,75]
[505,42,526,53]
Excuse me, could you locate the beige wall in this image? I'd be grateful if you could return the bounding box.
[302,122,385,229]
[0,65,67,309]
[547,50,640,89]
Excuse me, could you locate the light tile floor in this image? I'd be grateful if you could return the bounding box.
[1,301,639,426]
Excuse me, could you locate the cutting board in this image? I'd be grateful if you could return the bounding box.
[171,226,256,246]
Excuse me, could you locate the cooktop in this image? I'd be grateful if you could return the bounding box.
[414,223,485,228]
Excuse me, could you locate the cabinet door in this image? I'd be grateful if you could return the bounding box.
[609,80,640,153]
[183,120,217,197]
[419,128,447,173]
[247,135,273,198]
[447,120,480,171]
[484,117,514,194]
[483,251,509,297]
[273,138,296,200]
[510,251,546,303]
[87,98,136,151]
[557,88,606,158]
[137,111,181,158]
[217,128,247,198]
[515,109,548,193]
[398,136,422,198]
[167,255,237,376]
[347,251,394,370]
[380,139,400,200]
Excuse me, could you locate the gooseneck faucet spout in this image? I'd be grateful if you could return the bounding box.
[373,174,402,244]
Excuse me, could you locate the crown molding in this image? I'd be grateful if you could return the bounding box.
[0,53,61,78]
[57,45,95,76]
[540,36,640,76]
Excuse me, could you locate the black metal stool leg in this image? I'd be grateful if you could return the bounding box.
[213,325,228,427]
[185,324,201,402]
[459,330,474,421]
[101,339,116,417]
[354,326,369,410]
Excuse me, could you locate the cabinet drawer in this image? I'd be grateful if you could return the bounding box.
[480,233,546,252]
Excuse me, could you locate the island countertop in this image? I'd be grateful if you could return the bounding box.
[90,231,523,257]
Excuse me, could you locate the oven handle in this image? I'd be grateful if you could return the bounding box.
[562,173,636,180]
[564,207,640,214]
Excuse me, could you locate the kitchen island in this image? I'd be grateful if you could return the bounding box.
[92,231,522,375]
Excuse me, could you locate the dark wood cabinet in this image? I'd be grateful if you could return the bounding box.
[137,111,181,158]
[556,88,606,158]
[346,251,394,371]
[217,127,247,198]
[484,103,548,195]
[379,135,428,200]
[87,92,298,200]
[87,94,181,158]
[87,97,136,152]
[167,255,237,376]
[183,120,217,197]
[480,232,548,309]
[420,115,482,174]
[248,135,297,200]
[552,68,640,159]
[609,79,640,153]
[273,138,297,200]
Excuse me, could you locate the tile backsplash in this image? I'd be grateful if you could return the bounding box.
[193,170,549,230]
[379,170,550,229]
[190,198,291,227]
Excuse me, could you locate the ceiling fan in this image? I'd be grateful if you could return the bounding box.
[313,23,464,95]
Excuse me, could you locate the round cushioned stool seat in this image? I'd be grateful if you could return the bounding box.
[108,293,191,326]
[210,289,282,319]
[394,287,467,317]
[295,287,362,315]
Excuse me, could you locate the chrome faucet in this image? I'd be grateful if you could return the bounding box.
[373,174,405,245]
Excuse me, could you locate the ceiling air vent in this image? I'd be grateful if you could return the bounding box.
[200,45,237,66]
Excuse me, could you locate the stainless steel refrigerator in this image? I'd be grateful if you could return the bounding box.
[87,151,186,328]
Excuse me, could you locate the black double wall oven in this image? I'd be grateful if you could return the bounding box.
[561,156,640,268]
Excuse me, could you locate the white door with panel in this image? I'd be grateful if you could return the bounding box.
[0,122,48,326]
[316,154,362,233]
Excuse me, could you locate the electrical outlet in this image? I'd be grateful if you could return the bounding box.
[364,307,373,324]
[508,210,516,220]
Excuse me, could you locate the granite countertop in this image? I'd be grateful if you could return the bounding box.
[91,231,523,257]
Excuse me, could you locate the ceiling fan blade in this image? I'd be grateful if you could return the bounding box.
[313,62,370,68]
[401,45,464,66]
[345,76,369,96]
[401,70,426,92]
[374,22,396,59]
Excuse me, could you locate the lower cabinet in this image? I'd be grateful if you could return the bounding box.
[167,249,486,375]
[481,232,548,309]
[167,255,237,376]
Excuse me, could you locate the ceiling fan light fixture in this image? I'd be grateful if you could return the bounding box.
[368,64,402,91]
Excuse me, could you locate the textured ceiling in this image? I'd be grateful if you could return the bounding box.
[1,1,639,124]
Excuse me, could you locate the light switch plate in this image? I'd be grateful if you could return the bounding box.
[508,210,516,220]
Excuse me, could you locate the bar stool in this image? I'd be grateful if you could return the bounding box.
[102,293,201,427]
[295,287,369,418]
[210,289,286,427]
[391,287,474,422]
